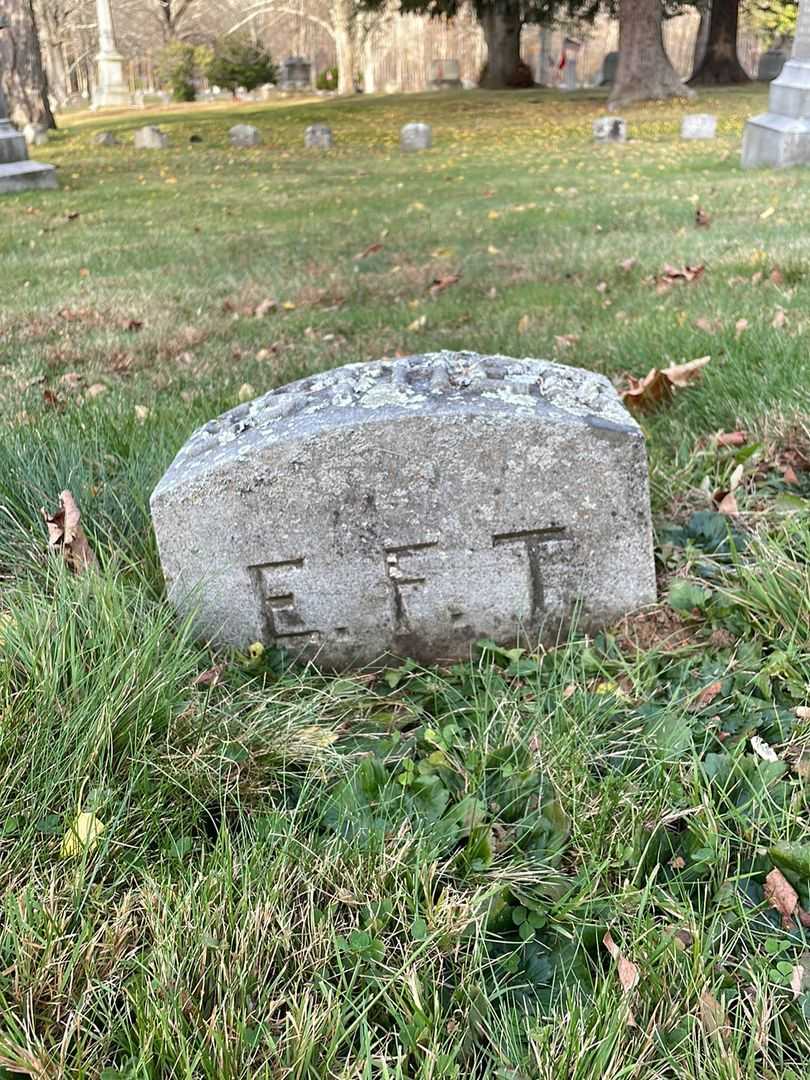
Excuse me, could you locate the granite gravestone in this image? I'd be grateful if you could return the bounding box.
[0,18,57,194]
[280,56,311,90]
[593,116,627,143]
[599,51,619,86]
[151,352,657,668]
[401,123,432,151]
[743,0,810,167]
[758,47,789,81]
[229,124,261,148]
[134,125,168,149]
[429,58,462,89]
[681,113,717,139]
[305,123,333,148]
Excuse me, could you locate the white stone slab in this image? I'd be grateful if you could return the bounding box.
[151,352,657,668]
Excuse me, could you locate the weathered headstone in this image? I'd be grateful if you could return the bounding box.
[401,122,432,151]
[134,125,168,149]
[23,122,48,146]
[758,47,789,81]
[681,113,717,139]
[743,0,810,167]
[599,51,619,86]
[92,130,119,146]
[229,124,261,148]
[429,58,462,89]
[593,116,627,143]
[0,21,57,195]
[280,56,312,90]
[151,351,656,668]
[305,123,333,149]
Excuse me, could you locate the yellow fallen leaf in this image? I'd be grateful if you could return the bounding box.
[517,314,531,334]
[61,811,105,857]
[282,301,296,311]
[248,641,265,660]
[760,206,775,220]
[238,383,255,403]
[487,210,501,220]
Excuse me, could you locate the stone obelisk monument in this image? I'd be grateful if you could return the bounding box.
[92,0,130,109]
[742,0,810,167]
[0,19,57,194]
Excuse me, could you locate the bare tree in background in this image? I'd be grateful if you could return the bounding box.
[1,0,56,127]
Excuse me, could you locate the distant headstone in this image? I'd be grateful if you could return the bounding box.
[593,116,627,143]
[151,351,657,668]
[305,123,333,149]
[22,122,48,147]
[400,122,432,151]
[280,56,312,90]
[134,125,168,149]
[599,51,619,86]
[681,113,717,139]
[758,47,789,81]
[93,131,119,147]
[429,58,462,89]
[563,57,577,90]
[229,124,261,148]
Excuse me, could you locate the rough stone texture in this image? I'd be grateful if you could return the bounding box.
[593,116,627,143]
[743,0,810,167]
[0,119,57,194]
[134,125,168,149]
[229,124,262,148]
[681,113,717,140]
[151,351,657,669]
[23,122,48,146]
[400,122,432,151]
[92,130,119,146]
[305,123,333,149]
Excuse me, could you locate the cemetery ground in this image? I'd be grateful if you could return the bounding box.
[2,84,810,1077]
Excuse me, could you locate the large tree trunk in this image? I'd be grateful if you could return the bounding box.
[479,6,523,89]
[689,0,749,84]
[0,0,56,128]
[609,0,694,107]
[333,0,355,95]
[692,2,712,74]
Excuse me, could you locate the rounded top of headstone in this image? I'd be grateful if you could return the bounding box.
[153,352,639,500]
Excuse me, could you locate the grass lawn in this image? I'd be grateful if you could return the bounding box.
[2,85,810,1077]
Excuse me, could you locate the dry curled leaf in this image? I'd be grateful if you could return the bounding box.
[193,663,227,688]
[428,273,461,297]
[695,208,711,228]
[554,334,579,350]
[751,735,778,762]
[656,263,705,293]
[42,490,97,574]
[716,430,747,447]
[713,490,738,516]
[689,679,723,712]
[621,356,710,414]
[354,242,383,260]
[699,990,729,1041]
[619,257,638,272]
[772,307,787,329]
[764,867,799,929]
[603,931,639,992]
[254,298,278,318]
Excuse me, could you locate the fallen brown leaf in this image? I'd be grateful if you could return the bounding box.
[772,307,787,329]
[620,356,710,414]
[656,263,705,293]
[735,318,749,338]
[619,257,638,272]
[770,267,784,286]
[42,490,97,574]
[699,990,729,1041]
[255,298,278,318]
[193,663,227,688]
[603,931,639,992]
[354,242,383,260]
[429,273,461,297]
[554,334,579,350]
[689,680,723,712]
[716,430,747,447]
[764,867,799,929]
[695,208,711,228]
[665,355,711,387]
[713,490,738,516]
[122,318,143,332]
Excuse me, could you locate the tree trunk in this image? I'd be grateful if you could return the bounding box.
[0,0,56,128]
[689,0,749,84]
[479,6,523,89]
[692,2,712,74]
[334,0,356,95]
[609,0,694,107]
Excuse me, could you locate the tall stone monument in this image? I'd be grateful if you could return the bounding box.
[151,352,657,669]
[92,0,130,109]
[742,0,810,167]
[0,20,57,194]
